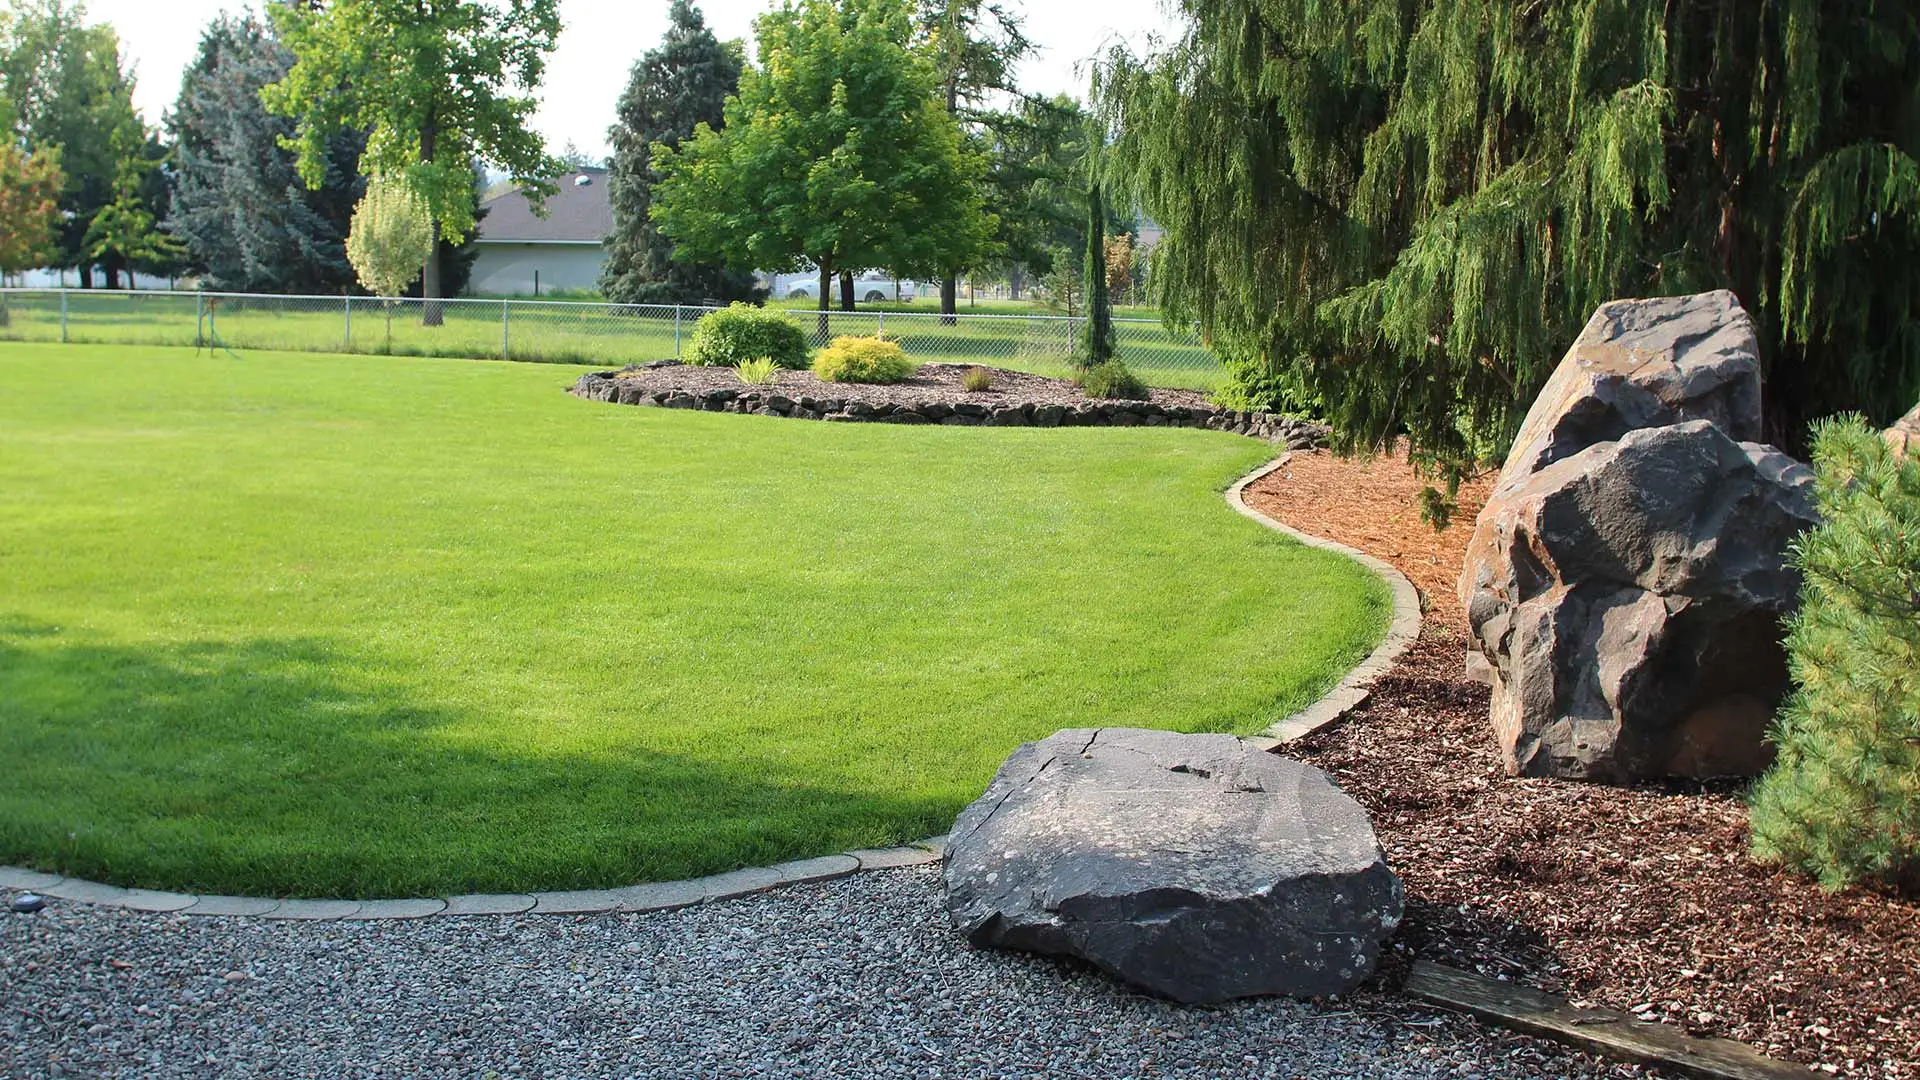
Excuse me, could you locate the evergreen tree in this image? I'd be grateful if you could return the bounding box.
[601,0,756,306]
[1749,415,1920,894]
[1079,183,1113,365]
[166,12,364,294]
[1097,0,1920,489]
[651,0,991,319]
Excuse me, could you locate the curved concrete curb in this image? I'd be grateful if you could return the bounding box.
[1226,454,1424,747]
[0,837,949,922]
[4,455,1413,920]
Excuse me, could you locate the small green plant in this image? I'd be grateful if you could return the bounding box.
[960,365,993,392]
[1749,414,1920,893]
[1081,359,1148,400]
[688,303,808,369]
[812,335,916,384]
[735,357,780,385]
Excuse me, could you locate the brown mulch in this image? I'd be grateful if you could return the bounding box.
[608,361,1219,411]
[1245,451,1920,1080]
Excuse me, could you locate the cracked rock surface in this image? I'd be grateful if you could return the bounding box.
[945,728,1402,1004]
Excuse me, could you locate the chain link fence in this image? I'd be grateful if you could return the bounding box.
[0,288,1226,391]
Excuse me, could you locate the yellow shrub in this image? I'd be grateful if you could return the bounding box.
[812,335,916,384]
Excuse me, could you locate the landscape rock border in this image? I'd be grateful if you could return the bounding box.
[0,457,1405,920]
[570,362,1330,446]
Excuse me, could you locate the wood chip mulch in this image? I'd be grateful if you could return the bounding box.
[1245,451,1920,1080]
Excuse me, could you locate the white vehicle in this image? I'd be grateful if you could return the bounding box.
[766,267,921,303]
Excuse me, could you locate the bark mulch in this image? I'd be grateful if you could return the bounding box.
[1245,451,1920,1080]
[608,361,1219,411]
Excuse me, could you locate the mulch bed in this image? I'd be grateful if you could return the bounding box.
[1246,452,1920,1080]
[607,361,1218,411]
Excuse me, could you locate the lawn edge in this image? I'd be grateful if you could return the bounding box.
[2,455,1416,918]
[1225,454,1424,750]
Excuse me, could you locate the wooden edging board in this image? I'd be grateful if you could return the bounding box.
[1404,961,1810,1080]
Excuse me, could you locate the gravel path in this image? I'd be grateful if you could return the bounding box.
[3,868,1648,1080]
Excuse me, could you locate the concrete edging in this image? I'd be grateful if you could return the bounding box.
[1226,454,1424,747]
[0,837,950,922]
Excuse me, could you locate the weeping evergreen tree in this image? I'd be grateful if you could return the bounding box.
[1079,182,1113,366]
[1096,0,1920,487]
[601,0,759,305]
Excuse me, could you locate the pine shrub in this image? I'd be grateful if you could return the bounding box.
[687,303,808,368]
[1081,359,1148,400]
[812,335,916,384]
[1749,415,1920,893]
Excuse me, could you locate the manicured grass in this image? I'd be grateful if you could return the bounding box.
[0,343,1386,898]
[0,290,1224,391]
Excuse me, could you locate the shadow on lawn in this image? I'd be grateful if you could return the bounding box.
[0,618,956,898]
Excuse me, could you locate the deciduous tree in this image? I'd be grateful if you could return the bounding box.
[919,0,1029,318]
[1,0,143,287]
[601,0,757,306]
[82,126,180,282]
[346,174,433,350]
[0,135,62,317]
[651,0,991,323]
[263,0,562,323]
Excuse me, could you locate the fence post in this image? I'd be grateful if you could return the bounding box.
[343,295,352,350]
[59,289,68,343]
[674,306,682,358]
[876,311,884,338]
[501,299,510,359]
[196,293,206,349]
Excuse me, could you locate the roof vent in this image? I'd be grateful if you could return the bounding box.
[574,174,592,186]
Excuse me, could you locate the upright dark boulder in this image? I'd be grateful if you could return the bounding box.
[1460,292,1819,781]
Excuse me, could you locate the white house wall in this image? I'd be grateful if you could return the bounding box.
[469,244,606,296]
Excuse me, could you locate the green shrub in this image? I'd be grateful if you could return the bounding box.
[812,335,916,384]
[1749,415,1920,893]
[687,303,807,369]
[960,365,993,392]
[735,357,780,385]
[1081,359,1148,400]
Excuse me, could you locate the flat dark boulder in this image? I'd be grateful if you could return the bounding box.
[944,728,1402,1003]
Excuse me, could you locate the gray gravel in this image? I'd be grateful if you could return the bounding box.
[3,867,1652,1080]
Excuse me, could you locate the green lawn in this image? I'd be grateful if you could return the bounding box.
[0,290,1225,391]
[0,343,1386,898]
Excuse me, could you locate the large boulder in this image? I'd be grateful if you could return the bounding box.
[1461,291,1818,782]
[944,728,1402,1003]
[1887,401,1920,460]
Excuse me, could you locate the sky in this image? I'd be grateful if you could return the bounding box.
[86,0,1187,161]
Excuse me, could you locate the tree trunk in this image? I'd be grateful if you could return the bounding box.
[421,236,445,327]
[838,269,854,312]
[105,260,122,290]
[78,263,93,290]
[420,111,445,327]
[940,274,958,325]
[1008,267,1025,301]
[816,262,831,343]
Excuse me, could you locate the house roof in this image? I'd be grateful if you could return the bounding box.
[476,168,612,244]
